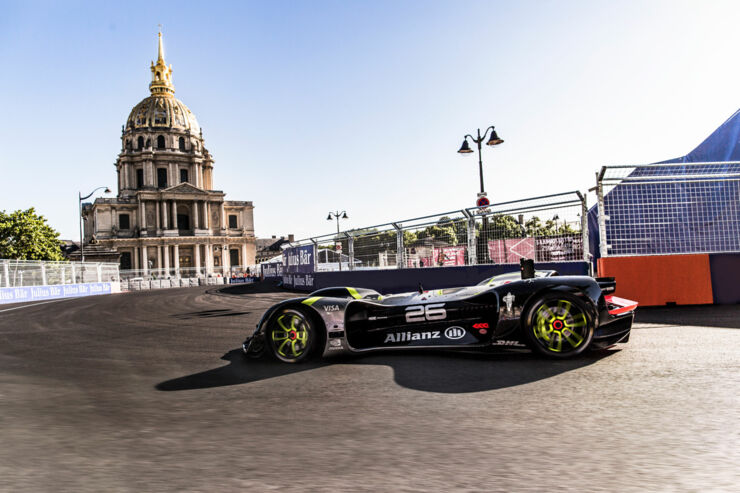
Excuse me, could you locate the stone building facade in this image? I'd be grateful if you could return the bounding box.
[83,33,256,274]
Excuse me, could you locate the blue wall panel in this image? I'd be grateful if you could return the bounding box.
[286,262,589,293]
[709,254,740,304]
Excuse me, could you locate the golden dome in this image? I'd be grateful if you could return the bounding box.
[124,32,200,134]
[125,95,200,133]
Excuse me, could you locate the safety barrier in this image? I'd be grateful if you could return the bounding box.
[282,261,590,294]
[598,253,740,306]
[595,162,740,305]
[0,259,121,305]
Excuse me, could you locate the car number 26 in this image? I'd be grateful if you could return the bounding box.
[405,303,447,323]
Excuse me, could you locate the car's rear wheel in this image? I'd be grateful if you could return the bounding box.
[266,307,317,363]
[523,293,594,358]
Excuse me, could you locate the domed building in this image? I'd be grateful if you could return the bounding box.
[82,33,256,275]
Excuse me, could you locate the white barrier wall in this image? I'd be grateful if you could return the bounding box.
[0,282,121,305]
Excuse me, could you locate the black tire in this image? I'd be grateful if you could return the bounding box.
[265,307,319,363]
[522,292,594,359]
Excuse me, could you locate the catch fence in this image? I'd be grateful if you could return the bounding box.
[596,162,740,257]
[1,259,120,287]
[292,191,588,272]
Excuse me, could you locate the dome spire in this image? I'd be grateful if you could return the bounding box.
[149,29,175,96]
[157,28,165,62]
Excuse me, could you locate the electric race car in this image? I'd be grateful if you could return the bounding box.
[242,270,637,362]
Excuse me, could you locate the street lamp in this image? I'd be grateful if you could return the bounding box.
[458,126,504,264]
[327,210,348,271]
[458,126,504,195]
[78,186,111,262]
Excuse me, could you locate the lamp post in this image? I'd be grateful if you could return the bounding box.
[457,126,504,195]
[458,126,504,264]
[326,210,348,271]
[78,187,111,262]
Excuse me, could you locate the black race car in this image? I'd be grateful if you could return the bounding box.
[242,270,637,362]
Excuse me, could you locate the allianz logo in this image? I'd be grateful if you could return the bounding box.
[444,326,466,340]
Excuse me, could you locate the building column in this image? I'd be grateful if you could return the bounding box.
[204,201,210,230]
[221,203,226,230]
[204,244,211,274]
[222,243,231,275]
[173,244,180,274]
[142,246,149,275]
[134,246,140,270]
[162,200,168,229]
[241,243,247,268]
[193,200,200,229]
[163,244,170,271]
[171,200,177,229]
[157,246,162,270]
[155,201,161,230]
[140,200,146,230]
[194,243,201,273]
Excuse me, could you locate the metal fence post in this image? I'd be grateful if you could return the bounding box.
[71,263,77,284]
[3,260,10,287]
[393,223,404,269]
[596,168,609,258]
[346,233,355,271]
[310,239,318,272]
[577,191,589,263]
[41,264,47,286]
[97,263,102,282]
[462,210,477,265]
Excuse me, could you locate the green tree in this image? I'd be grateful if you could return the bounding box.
[0,208,64,260]
[485,214,525,239]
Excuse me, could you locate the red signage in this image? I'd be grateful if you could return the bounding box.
[476,196,490,207]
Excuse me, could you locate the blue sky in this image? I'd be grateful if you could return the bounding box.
[2,0,740,241]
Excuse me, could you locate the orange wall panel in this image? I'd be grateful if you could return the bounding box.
[598,255,713,306]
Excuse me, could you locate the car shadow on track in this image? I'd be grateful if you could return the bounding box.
[174,309,252,319]
[155,348,616,394]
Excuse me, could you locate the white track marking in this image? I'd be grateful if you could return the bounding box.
[0,299,67,313]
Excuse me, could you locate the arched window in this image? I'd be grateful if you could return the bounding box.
[137,136,144,150]
[178,137,185,151]
[157,135,165,149]
[145,138,151,148]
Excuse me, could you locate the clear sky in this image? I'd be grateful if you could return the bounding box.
[2,0,740,242]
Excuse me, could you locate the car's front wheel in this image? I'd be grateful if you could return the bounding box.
[265,307,318,363]
[523,293,594,358]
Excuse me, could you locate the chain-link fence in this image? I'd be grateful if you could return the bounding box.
[292,191,588,272]
[0,260,120,287]
[596,162,740,257]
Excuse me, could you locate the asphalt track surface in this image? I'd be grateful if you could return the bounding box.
[1,283,738,492]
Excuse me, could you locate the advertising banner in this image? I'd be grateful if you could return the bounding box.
[281,273,315,289]
[535,235,583,262]
[261,263,284,278]
[229,277,256,284]
[488,238,535,263]
[282,245,315,274]
[0,282,119,305]
[436,246,466,266]
[487,235,583,263]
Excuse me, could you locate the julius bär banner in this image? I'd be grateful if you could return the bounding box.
[282,245,315,274]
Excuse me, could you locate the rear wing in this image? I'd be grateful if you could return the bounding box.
[595,277,616,295]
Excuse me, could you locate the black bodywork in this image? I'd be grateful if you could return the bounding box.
[243,272,635,360]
